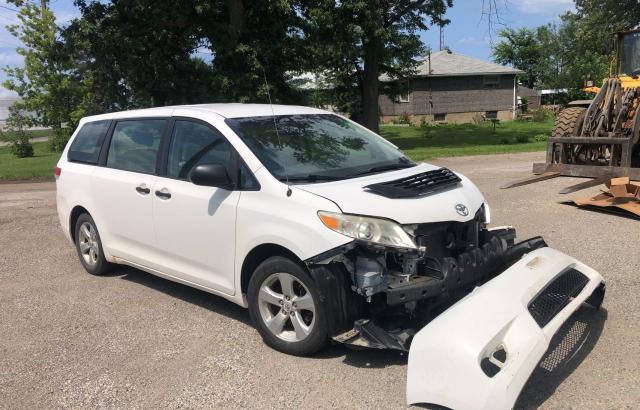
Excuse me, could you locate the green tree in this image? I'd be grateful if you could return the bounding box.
[553,12,610,89]
[574,0,640,51]
[300,0,452,132]
[64,0,214,109]
[492,4,626,94]
[492,26,559,88]
[197,0,306,104]
[3,3,88,151]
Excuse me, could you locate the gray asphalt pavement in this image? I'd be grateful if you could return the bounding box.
[0,151,638,409]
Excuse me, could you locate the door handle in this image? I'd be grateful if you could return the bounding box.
[155,189,171,200]
[136,184,150,195]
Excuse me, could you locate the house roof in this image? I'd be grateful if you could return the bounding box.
[381,50,524,80]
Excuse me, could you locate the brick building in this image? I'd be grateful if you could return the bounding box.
[379,50,524,124]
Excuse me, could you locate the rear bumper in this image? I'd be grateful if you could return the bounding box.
[406,247,604,409]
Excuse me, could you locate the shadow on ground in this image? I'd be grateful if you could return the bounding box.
[515,307,607,409]
[110,265,251,326]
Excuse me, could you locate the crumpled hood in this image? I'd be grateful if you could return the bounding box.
[294,163,485,224]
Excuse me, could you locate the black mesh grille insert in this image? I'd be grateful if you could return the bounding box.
[363,168,461,198]
[528,269,589,328]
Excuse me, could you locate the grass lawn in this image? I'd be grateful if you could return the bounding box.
[0,141,60,181]
[379,118,554,161]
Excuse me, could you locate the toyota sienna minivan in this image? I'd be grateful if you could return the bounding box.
[56,104,604,408]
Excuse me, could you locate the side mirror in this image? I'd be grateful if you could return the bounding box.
[190,163,232,189]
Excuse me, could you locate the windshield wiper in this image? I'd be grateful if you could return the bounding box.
[277,174,346,182]
[351,162,416,177]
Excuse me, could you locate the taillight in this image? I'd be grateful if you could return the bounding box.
[54,166,61,178]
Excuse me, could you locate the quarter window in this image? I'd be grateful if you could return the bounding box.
[167,120,231,180]
[67,120,111,164]
[106,119,166,174]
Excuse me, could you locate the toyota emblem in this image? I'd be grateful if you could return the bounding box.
[455,204,469,216]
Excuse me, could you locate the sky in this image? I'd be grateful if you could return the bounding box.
[420,0,576,58]
[0,0,577,99]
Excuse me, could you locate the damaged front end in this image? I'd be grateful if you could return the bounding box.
[306,206,538,351]
[305,206,605,409]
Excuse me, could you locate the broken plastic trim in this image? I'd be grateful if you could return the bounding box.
[331,237,549,351]
[406,247,605,409]
[385,236,547,306]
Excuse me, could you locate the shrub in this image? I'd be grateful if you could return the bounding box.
[398,111,411,125]
[0,109,35,158]
[49,127,70,152]
[515,135,530,144]
[533,134,548,142]
[11,137,34,158]
[499,137,511,145]
[520,96,528,113]
[531,108,548,122]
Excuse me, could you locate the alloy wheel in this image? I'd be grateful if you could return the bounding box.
[78,221,99,267]
[257,272,316,342]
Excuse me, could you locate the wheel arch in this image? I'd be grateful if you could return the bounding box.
[69,205,91,243]
[240,243,304,295]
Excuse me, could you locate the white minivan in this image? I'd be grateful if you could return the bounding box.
[56,104,605,408]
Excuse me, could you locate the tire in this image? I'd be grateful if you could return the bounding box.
[248,256,328,355]
[74,213,112,276]
[553,107,586,138]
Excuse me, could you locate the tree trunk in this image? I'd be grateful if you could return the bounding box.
[227,0,244,44]
[361,39,380,133]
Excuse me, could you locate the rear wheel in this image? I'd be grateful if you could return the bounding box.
[74,213,112,275]
[248,256,328,355]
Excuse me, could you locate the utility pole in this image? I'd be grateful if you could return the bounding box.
[439,24,444,51]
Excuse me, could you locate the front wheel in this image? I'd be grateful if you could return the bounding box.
[248,256,328,355]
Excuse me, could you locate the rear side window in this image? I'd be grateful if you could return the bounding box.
[106,119,166,174]
[67,120,111,164]
[167,120,231,179]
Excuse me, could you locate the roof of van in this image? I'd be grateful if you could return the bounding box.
[81,103,328,122]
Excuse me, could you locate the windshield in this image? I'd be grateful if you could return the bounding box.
[620,31,640,76]
[226,114,415,182]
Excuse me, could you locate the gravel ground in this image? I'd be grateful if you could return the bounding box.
[0,151,638,409]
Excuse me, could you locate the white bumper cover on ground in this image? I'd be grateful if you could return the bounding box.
[406,247,604,409]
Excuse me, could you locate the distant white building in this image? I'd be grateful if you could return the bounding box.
[0,88,21,129]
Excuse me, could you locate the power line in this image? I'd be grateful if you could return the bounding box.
[0,5,19,13]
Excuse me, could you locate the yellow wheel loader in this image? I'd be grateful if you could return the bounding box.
[505,29,640,193]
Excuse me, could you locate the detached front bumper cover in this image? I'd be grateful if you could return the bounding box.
[406,247,604,410]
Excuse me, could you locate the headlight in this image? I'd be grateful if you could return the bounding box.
[317,211,417,249]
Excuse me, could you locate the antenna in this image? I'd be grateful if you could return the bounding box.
[261,68,292,197]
